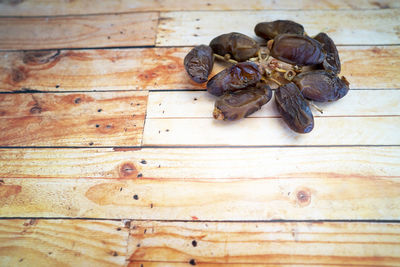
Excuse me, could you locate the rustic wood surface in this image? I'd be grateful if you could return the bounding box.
[0,1,399,266]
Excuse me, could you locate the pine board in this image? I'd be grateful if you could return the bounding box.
[0,46,398,92]
[0,219,129,267]
[157,9,400,46]
[0,12,158,50]
[0,92,147,146]
[127,221,400,266]
[147,90,400,118]
[0,176,399,219]
[1,0,399,16]
[1,147,398,179]
[143,117,400,146]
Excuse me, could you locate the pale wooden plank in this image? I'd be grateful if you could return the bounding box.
[0,91,147,146]
[0,177,399,219]
[0,46,398,92]
[157,9,400,46]
[1,147,398,179]
[143,117,400,146]
[0,219,128,267]
[0,12,158,50]
[1,0,399,16]
[127,221,400,266]
[147,90,400,118]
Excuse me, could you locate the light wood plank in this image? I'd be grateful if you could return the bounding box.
[0,46,398,92]
[0,177,399,219]
[0,219,129,267]
[143,117,400,146]
[1,0,399,16]
[1,147,399,180]
[127,221,400,266]
[147,90,400,118]
[0,91,147,146]
[0,12,158,50]
[157,9,400,46]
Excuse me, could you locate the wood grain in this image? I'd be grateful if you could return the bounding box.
[1,147,399,179]
[0,219,129,267]
[1,0,398,16]
[0,12,158,50]
[0,176,399,219]
[0,91,147,146]
[147,90,400,118]
[157,9,400,46]
[143,117,400,146]
[127,221,400,266]
[0,46,398,92]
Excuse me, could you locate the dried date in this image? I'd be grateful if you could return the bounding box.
[184,45,214,83]
[255,20,304,40]
[207,62,261,96]
[293,70,350,102]
[275,82,314,133]
[270,34,326,66]
[210,32,259,62]
[314,32,341,74]
[213,83,272,121]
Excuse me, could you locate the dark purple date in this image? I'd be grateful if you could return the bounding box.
[210,32,259,62]
[184,45,214,83]
[270,34,326,66]
[207,62,261,96]
[255,20,304,40]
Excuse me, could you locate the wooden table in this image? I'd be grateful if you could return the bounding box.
[0,1,399,266]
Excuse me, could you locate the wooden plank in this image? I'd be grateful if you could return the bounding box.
[127,221,400,266]
[0,91,147,146]
[0,176,399,219]
[0,219,129,267]
[157,9,400,46]
[1,147,399,179]
[0,12,158,50]
[143,117,400,146]
[0,46,398,92]
[1,0,399,16]
[147,90,400,118]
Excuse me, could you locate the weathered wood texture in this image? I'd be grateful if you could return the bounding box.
[147,90,400,118]
[1,147,399,179]
[143,117,400,146]
[0,12,158,50]
[157,9,400,46]
[0,46,398,92]
[0,92,147,146]
[127,221,400,266]
[0,219,129,267]
[1,176,399,219]
[1,0,398,16]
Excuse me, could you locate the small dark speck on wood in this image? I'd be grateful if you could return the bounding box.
[140,160,147,164]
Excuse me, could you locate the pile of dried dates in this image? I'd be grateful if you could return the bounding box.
[184,20,350,133]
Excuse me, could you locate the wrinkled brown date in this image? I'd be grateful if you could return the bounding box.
[184,45,214,83]
[213,83,272,121]
[207,62,261,96]
[314,32,341,74]
[255,20,304,40]
[293,70,350,102]
[270,34,326,66]
[275,82,314,133]
[210,32,259,62]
